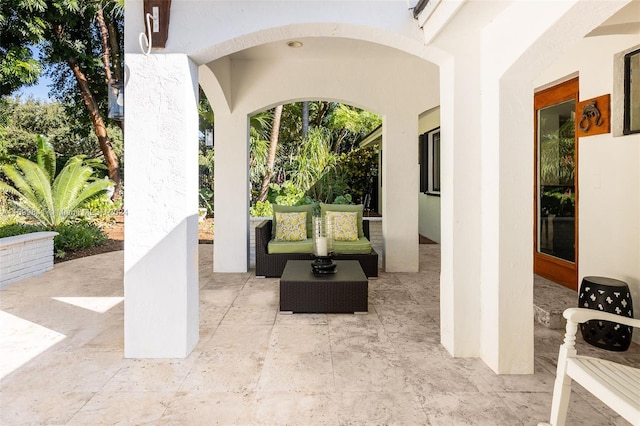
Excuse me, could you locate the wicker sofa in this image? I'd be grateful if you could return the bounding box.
[255,219,379,278]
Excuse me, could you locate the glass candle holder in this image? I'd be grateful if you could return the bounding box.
[312,215,337,275]
[313,216,334,257]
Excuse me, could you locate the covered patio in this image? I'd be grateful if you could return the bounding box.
[2,246,639,424]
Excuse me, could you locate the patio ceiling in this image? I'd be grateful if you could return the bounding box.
[228,37,415,62]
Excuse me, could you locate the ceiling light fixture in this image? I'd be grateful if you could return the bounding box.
[287,41,303,48]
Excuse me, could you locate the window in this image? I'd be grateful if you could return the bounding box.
[624,48,640,134]
[419,127,440,194]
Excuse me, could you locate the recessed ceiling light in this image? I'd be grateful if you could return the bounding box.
[287,41,303,48]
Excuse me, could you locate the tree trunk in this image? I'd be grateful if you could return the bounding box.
[96,6,112,84]
[302,101,309,138]
[315,101,329,127]
[332,129,347,153]
[106,14,124,132]
[258,105,283,202]
[68,59,122,200]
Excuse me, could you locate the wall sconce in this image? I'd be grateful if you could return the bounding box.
[139,0,171,55]
[108,81,124,121]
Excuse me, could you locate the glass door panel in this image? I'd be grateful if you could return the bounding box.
[537,100,575,263]
[534,77,578,291]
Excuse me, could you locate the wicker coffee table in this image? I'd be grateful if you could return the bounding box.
[279,260,368,314]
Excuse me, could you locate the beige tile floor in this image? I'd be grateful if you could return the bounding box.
[1,244,639,425]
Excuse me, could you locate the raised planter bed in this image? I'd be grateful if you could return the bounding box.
[0,232,58,288]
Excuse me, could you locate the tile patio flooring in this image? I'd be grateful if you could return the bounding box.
[1,244,639,425]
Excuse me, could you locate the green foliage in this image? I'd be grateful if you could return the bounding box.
[542,187,575,217]
[249,200,273,217]
[267,181,307,206]
[248,101,381,213]
[337,145,379,204]
[0,218,108,259]
[36,134,56,178]
[0,98,72,160]
[0,0,46,95]
[0,222,41,238]
[80,193,122,223]
[0,154,113,228]
[199,187,214,215]
[332,194,353,205]
[328,104,381,138]
[0,47,42,96]
[291,127,337,193]
[198,144,214,214]
[306,170,349,203]
[54,221,107,254]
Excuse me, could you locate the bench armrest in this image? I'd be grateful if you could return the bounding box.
[256,220,272,253]
[564,307,640,330]
[363,219,370,240]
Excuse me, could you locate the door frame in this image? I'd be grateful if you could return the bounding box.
[533,77,579,290]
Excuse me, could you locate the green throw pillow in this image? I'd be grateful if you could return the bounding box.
[320,203,364,238]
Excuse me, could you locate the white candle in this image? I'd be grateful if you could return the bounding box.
[316,237,328,256]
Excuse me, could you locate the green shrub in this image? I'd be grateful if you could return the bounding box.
[0,223,42,238]
[81,194,123,224]
[54,221,107,253]
[250,200,273,217]
[267,181,306,206]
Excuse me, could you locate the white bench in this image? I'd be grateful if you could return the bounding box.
[539,307,640,426]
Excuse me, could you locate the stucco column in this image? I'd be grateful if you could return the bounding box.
[438,50,482,358]
[479,76,534,374]
[123,53,199,358]
[382,113,419,272]
[213,109,249,272]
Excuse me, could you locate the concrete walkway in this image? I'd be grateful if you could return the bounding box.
[1,245,638,425]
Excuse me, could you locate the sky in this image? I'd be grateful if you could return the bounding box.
[10,46,55,102]
[12,74,54,102]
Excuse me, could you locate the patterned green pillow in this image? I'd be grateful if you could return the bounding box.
[272,204,314,236]
[274,212,307,241]
[326,211,358,241]
[319,203,364,238]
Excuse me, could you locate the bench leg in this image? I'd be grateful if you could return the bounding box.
[547,345,575,426]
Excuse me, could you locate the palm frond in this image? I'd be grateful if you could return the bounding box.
[70,179,113,212]
[15,158,54,222]
[52,157,95,224]
[36,134,56,181]
[1,163,38,203]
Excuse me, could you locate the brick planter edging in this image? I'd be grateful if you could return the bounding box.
[0,231,58,288]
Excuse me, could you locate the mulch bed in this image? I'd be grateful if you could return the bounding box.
[55,216,214,263]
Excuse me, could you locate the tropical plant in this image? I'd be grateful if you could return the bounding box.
[199,187,214,215]
[291,127,337,193]
[4,0,125,198]
[256,105,283,202]
[0,153,113,228]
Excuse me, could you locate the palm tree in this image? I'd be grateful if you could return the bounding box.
[0,154,113,228]
[257,105,283,202]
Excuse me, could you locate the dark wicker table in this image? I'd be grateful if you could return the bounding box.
[280,260,368,314]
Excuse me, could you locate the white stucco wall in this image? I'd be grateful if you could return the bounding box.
[123,53,200,358]
[534,33,640,331]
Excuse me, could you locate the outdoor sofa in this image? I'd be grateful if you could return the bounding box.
[255,203,379,278]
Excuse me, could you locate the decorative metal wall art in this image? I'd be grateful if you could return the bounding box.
[579,101,603,132]
[576,94,611,137]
